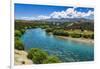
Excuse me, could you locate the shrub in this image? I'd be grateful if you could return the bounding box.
[27,48,61,64]
[43,56,61,64]
[53,30,69,36]
[15,30,22,37]
[15,39,24,50]
[62,31,69,36]
[15,36,20,40]
[70,33,81,38]
[82,34,93,39]
[90,33,94,39]
[27,48,48,64]
[20,29,26,34]
[83,34,88,38]
[24,26,28,29]
[28,26,32,29]
[46,28,53,32]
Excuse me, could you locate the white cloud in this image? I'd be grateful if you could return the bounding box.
[19,8,94,20]
[37,15,50,20]
[49,8,94,19]
[73,10,94,19]
[50,8,74,19]
[20,17,36,20]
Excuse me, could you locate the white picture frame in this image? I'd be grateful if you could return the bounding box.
[10,0,95,69]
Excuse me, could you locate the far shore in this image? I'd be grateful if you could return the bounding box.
[56,36,94,44]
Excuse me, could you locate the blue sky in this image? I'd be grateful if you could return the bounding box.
[15,3,94,20]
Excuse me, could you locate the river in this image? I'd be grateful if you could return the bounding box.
[21,28,94,62]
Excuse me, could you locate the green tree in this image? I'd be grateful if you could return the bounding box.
[20,29,26,34]
[91,33,94,39]
[15,30,22,37]
[70,33,81,38]
[82,33,93,39]
[27,48,48,64]
[43,56,61,64]
[46,28,53,32]
[15,39,24,50]
[53,30,69,36]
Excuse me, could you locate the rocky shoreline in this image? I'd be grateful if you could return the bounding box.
[14,49,33,65]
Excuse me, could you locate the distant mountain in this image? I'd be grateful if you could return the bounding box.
[15,18,94,31]
[65,22,94,31]
[37,18,94,23]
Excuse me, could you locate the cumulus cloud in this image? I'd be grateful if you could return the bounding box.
[49,8,94,19]
[20,8,94,20]
[37,15,50,20]
[50,8,74,19]
[20,17,36,20]
[73,10,94,19]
